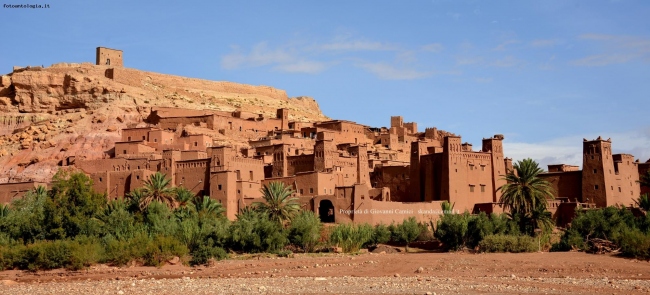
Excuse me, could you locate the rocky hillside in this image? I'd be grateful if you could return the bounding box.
[0,63,329,183]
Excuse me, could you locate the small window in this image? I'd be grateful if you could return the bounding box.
[469,185,475,192]
[480,185,485,192]
[591,155,594,160]
[324,189,327,194]
[123,150,127,154]
[99,177,103,182]
[136,175,140,180]
[593,169,597,174]
[249,171,254,180]
[300,189,304,194]
[469,165,474,170]
[481,165,485,171]
[127,136,131,141]
[194,142,198,147]
[310,188,314,194]
[618,187,621,192]
[218,184,222,190]
[142,136,146,140]
[154,139,157,142]
[594,185,599,190]
[329,189,332,194]
[106,58,110,65]
[237,190,241,194]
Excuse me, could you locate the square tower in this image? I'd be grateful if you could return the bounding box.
[96,47,123,67]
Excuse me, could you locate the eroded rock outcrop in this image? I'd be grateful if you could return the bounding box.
[0,63,329,183]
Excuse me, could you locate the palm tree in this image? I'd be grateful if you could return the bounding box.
[635,194,650,211]
[497,158,554,215]
[193,196,225,217]
[441,201,455,215]
[254,181,300,225]
[139,172,175,210]
[174,187,195,207]
[525,205,554,234]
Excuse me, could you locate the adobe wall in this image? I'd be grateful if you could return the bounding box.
[0,182,42,204]
[122,128,153,141]
[539,171,582,202]
[610,154,640,207]
[640,161,650,196]
[96,47,123,67]
[210,171,238,220]
[348,195,445,226]
[370,165,410,202]
[582,139,615,207]
[175,159,210,196]
[110,67,288,101]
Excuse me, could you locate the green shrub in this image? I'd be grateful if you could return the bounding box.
[143,235,188,267]
[329,223,373,253]
[371,223,392,246]
[434,213,471,250]
[229,210,287,253]
[479,234,537,253]
[288,211,322,253]
[190,238,228,266]
[619,229,650,259]
[553,206,640,251]
[68,236,103,270]
[393,217,422,251]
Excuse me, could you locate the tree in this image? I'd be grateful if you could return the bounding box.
[174,187,195,207]
[635,194,650,211]
[254,182,300,225]
[139,172,175,210]
[441,201,455,215]
[44,170,107,239]
[497,158,554,215]
[193,196,225,217]
[525,205,554,235]
[394,217,421,252]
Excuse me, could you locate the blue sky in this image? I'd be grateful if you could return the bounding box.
[1,0,649,168]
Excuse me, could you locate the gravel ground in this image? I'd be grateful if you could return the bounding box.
[2,251,650,294]
[3,275,650,294]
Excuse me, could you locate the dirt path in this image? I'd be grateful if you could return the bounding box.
[1,251,649,294]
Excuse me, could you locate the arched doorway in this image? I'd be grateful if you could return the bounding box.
[318,200,335,223]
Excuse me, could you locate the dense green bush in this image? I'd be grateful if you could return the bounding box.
[619,229,650,259]
[479,234,537,253]
[552,206,641,251]
[434,213,471,250]
[371,223,392,246]
[229,209,287,253]
[190,238,228,265]
[288,211,322,252]
[393,217,422,250]
[142,235,188,267]
[329,223,373,253]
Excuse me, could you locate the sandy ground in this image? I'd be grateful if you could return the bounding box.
[1,250,650,294]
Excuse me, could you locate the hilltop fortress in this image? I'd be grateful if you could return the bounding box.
[0,48,648,224]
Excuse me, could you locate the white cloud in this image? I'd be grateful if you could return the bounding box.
[357,62,431,80]
[273,60,327,74]
[421,43,444,52]
[493,40,519,51]
[572,34,650,66]
[504,129,650,170]
[490,55,524,68]
[456,56,483,66]
[221,42,294,69]
[529,39,558,48]
[318,40,399,51]
[221,42,326,74]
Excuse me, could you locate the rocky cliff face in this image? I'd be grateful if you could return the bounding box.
[0,63,329,183]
